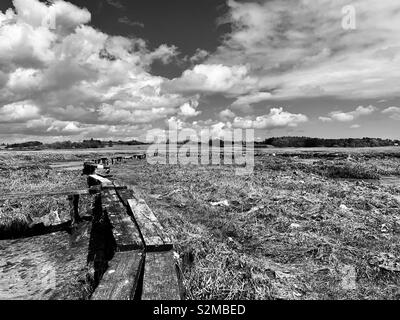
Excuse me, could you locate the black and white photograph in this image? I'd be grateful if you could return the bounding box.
[0,0,400,307]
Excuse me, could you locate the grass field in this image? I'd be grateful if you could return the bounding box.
[1,146,400,299]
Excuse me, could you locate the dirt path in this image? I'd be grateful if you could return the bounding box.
[0,222,91,300]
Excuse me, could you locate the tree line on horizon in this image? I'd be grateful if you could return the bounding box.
[255,136,400,148]
[1,136,399,150]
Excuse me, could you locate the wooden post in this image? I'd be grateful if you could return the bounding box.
[68,194,81,225]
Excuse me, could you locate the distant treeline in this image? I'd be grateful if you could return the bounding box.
[4,141,43,149]
[255,137,400,148]
[3,137,400,150]
[4,139,146,150]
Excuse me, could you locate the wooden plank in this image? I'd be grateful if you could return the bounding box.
[127,198,172,252]
[87,174,113,188]
[115,187,136,207]
[67,194,81,225]
[91,250,144,300]
[102,189,143,251]
[142,250,181,300]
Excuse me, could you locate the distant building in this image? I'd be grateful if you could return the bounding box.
[394,143,399,146]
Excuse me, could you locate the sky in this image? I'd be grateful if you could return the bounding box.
[1,0,400,143]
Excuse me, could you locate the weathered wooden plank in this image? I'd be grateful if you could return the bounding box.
[67,194,81,226]
[127,198,172,252]
[87,174,114,188]
[83,162,97,175]
[91,250,144,300]
[115,187,136,207]
[102,190,143,251]
[142,250,181,300]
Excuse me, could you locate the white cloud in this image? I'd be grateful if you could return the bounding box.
[145,44,178,65]
[0,0,193,139]
[190,49,209,63]
[206,0,400,99]
[231,92,272,108]
[178,100,201,118]
[350,124,361,129]
[382,106,400,120]
[166,116,185,130]
[163,64,257,95]
[318,116,332,123]
[232,107,308,129]
[219,109,236,121]
[321,105,377,122]
[0,100,40,122]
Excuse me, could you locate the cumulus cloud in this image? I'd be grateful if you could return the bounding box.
[321,105,376,122]
[382,106,400,120]
[178,100,201,118]
[219,109,236,121]
[232,107,308,129]
[190,49,209,63]
[163,64,257,95]
[0,0,193,139]
[0,100,39,122]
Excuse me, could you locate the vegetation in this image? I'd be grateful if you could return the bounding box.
[5,141,43,149]
[2,138,148,150]
[1,147,400,299]
[256,136,400,148]
[112,149,400,300]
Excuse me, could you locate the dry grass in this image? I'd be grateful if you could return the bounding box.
[0,155,89,237]
[112,153,400,300]
[2,149,400,299]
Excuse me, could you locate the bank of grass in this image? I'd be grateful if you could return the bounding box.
[113,155,400,300]
[0,156,88,237]
[322,162,380,180]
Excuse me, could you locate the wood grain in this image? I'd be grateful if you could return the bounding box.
[91,250,144,300]
[102,189,143,251]
[142,250,181,300]
[127,198,172,251]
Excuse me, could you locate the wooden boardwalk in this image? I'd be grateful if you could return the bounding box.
[85,160,183,300]
[1,155,182,300]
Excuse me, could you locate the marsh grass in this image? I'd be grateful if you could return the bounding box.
[2,150,400,299]
[321,162,380,180]
[112,154,400,300]
[0,155,89,237]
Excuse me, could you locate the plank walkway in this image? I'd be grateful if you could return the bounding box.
[87,169,182,300]
[0,155,181,300]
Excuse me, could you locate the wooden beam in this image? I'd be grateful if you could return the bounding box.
[115,187,136,207]
[91,250,144,300]
[67,194,81,226]
[87,174,114,188]
[127,198,172,252]
[102,189,143,251]
[142,250,181,300]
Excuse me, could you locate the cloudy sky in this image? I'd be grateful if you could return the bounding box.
[1,0,400,143]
